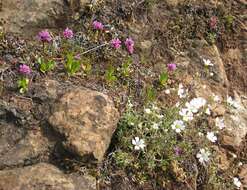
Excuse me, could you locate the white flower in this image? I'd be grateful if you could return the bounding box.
[186,97,207,113]
[132,137,146,150]
[215,117,225,130]
[178,84,187,98]
[175,102,180,108]
[196,148,211,164]
[156,114,164,119]
[179,108,194,121]
[198,132,204,137]
[238,162,243,167]
[205,107,211,115]
[138,123,143,128]
[165,89,171,94]
[212,94,221,103]
[206,132,217,143]
[144,108,151,114]
[227,96,240,109]
[127,101,133,108]
[151,122,159,130]
[210,72,214,76]
[203,58,214,66]
[171,120,186,133]
[152,105,159,111]
[233,177,242,189]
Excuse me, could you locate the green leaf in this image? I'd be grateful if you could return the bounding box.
[159,72,168,86]
[65,53,81,75]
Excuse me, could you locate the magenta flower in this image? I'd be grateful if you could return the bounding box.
[74,53,81,60]
[38,30,52,43]
[19,64,31,75]
[174,147,182,156]
[209,16,218,30]
[63,28,74,39]
[110,38,122,49]
[92,21,104,30]
[125,38,134,54]
[167,63,176,71]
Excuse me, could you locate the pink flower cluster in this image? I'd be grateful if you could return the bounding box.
[110,38,122,49]
[209,16,218,30]
[38,30,52,43]
[167,63,176,72]
[93,20,104,30]
[63,28,74,39]
[124,38,134,54]
[19,64,31,75]
[110,37,135,54]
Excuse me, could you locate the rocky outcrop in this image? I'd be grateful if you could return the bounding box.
[0,0,91,34]
[0,163,96,190]
[49,88,119,162]
[0,128,51,169]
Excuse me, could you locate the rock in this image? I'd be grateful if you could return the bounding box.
[49,88,119,162]
[0,128,51,169]
[188,40,229,87]
[214,147,230,171]
[0,122,25,157]
[30,79,61,101]
[239,164,247,189]
[0,0,68,34]
[221,98,247,150]
[0,163,96,190]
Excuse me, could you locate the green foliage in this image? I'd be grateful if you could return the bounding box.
[81,57,92,75]
[64,53,81,76]
[207,32,217,44]
[224,15,234,29]
[113,103,191,185]
[159,71,168,86]
[105,65,117,84]
[145,85,156,102]
[38,57,55,73]
[17,78,29,94]
[121,56,132,77]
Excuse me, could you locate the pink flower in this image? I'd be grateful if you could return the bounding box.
[110,38,122,49]
[125,38,134,54]
[63,28,74,39]
[38,30,52,43]
[174,147,182,156]
[209,16,218,30]
[19,64,31,75]
[92,21,104,30]
[167,63,176,71]
[74,54,81,60]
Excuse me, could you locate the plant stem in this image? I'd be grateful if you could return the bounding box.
[81,43,109,56]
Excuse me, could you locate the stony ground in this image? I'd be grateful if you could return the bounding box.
[0,0,246,190]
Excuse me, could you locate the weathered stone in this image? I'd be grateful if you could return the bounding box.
[0,122,24,157]
[0,123,51,169]
[239,164,247,189]
[221,98,247,150]
[49,88,119,162]
[0,0,68,34]
[214,147,230,171]
[0,163,96,190]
